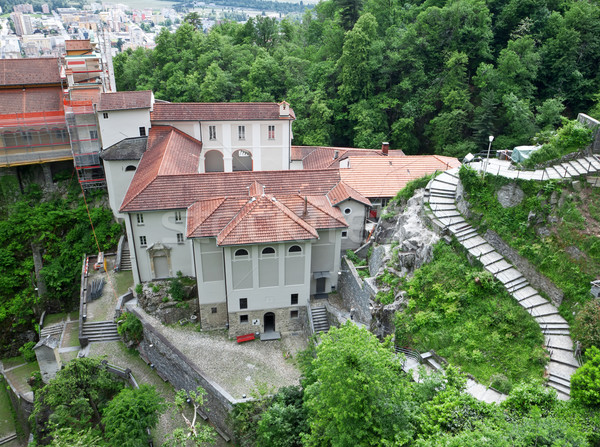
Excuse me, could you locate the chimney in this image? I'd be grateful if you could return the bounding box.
[333,150,339,160]
[303,196,308,216]
[279,101,290,117]
[382,142,389,155]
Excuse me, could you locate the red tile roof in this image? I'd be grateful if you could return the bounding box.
[327,181,371,206]
[295,145,406,170]
[0,87,63,114]
[98,91,153,111]
[0,58,62,86]
[151,102,295,121]
[69,87,101,104]
[339,155,461,198]
[65,40,92,51]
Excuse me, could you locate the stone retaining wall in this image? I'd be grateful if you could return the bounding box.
[338,256,373,326]
[128,307,247,441]
[484,230,564,306]
[1,373,32,442]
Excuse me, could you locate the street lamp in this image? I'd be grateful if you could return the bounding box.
[482,135,494,180]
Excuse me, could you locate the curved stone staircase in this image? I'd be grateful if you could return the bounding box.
[423,167,586,400]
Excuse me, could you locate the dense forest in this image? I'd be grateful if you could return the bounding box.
[114,0,600,156]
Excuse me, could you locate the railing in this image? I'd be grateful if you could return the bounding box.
[395,346,424,364]
[78,254,90,347]
[306,301,316,335]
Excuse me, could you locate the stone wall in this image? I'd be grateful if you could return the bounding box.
[199,302,228,330]
[128,307,246,441]
[2,372,33,441]
[578,113,600,153]
[484,230,564,306]
[228,307,307,338]
[338,256,373,326]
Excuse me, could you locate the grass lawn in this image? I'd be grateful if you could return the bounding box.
[4,363,39,397]
[0,377,17,438]
[395,242,546,393]
[43,312,68,327]
[114,270,134,297]
[1,356,25,370]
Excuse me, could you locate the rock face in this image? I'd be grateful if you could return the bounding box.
[137,280,198,325]
[497,183,525,208]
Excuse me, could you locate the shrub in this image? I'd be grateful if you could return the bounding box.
[489,373,512,394]
[19,341,36,363]
[501,382,558,419]
[117,312,143,344]
[571,346,600,407]
[394,173,437,204]
[572,300,600,353]
[134,283,143,295]
[169,275,185,302]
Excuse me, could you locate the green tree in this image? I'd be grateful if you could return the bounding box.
[256,386,307,447]
[183,12,203,31]
[571,346,600,407]
[572,300,600,352]
[103,385,165,447]
[302,322,413,446]
[163,387,216,447]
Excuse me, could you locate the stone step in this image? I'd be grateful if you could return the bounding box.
[584,156,600,171]
[428,196,456,205]
[544,166,564,179]
[40,323,64,337]
[547,361,578,382]
[481,251,504,266]
[568,160,588,175]
[467,244,495,258]
[548,349,579,369]
[542,329,571,336]
[433,174,459,186]
[429,189,456,198]
[457,230,479,242]
[535,314,568,325]
[528,303,559,317]
[433,209,462,219]
[506,278,530,293]
[496,268,523,285]
[520,295,549,309]
[548,372,571,389]
[428,204,458,212]
[513,286,539,302]
[84,334,121,342]
[559,162,580,177]
[437,216,466,227]
[547,378,571,397]
[545,335,574,351]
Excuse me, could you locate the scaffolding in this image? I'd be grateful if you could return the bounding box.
[0,110,73,167]
[64,99,106,190]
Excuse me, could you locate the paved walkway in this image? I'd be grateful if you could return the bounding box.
[468,155,600,180]
[424,166,583,400]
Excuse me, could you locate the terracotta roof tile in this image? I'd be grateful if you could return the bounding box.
[296,145,406,170]
[65,40,92,51]
[151,102,295,121]
[339,155,461,198]
[98,91,153,111]
[69,87,101,104]
[327,181,371,206]
[0,58,61,86]
[216,195,319,246]
[0,87,63,114]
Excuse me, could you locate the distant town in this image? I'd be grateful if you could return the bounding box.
[0,0,307,59]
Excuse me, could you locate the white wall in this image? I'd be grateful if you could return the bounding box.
[125,209,192,282]
[194,238,226,305]
[310,229,343,295]
[103,159,140,220]
[98,108,151,149]
[338,200,367,251]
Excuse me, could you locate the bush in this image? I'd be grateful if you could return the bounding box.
[489,373,512,394]
[501,382,558,419]
[571,346,600,407]
[394,173,437,204]
[19,341,36,362]
[169,275,185,302]
[134,283,143,295]
[572,300,600,353]
[117,312,143,344]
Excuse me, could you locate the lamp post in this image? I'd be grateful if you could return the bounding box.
[482,135,494,180]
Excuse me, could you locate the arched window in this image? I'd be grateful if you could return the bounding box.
[125,165,137,172]
[261,247,276,256]
[288,245,302,254]
[205,150,224,172]
[232,149,253,172]
[234,248,249,257]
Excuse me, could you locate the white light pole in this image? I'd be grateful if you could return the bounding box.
[482,135,494,179]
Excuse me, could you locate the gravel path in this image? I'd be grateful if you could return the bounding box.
[135,308,306,399]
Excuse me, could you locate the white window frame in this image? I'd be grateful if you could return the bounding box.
[136,213,144,225]
[103,112,109,119]
[341,230,348,239]
[139,235,147,247]
[238,125,245,140]
[209,125,217,141]
[174,211,182,223]
[268,125,275,140]
[176,233,184,244]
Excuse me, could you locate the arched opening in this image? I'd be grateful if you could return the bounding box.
[288,245,302,254]
[232,149,253,172]
[234,248,249,257]
[125,165,137,172]
[205,150,224,172]
[264,312,275,333]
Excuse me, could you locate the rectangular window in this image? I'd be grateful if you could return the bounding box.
[174,211,182,223]
[176,233,184,244]
[211,307,217,314]
[238,125,245,140]
[341,230,348,239]
[139,235,147,247]
[89,130,98,140]
[139,126,146,136]
[268,125,275,140]
[136,213,144,225]
[239,298,248,309]
[103,112,109,119]
[291,293,298,305]
[209,125,216,140]
[290,310,299,319]
[240,314,249,324]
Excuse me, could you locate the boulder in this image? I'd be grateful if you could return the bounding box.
[497,183,524,208]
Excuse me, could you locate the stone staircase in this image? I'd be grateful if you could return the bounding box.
[424,168,580,400]
[469,155,600,180]
[120,242,132,271]
[81,320,120,343]
[40,323,64,338]
[311,306,330,333]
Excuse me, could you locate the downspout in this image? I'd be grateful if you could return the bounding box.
[128,213,142,283]
[191,239,199,316]
[222,246,229,329]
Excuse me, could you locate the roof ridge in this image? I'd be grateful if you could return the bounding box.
[305,195,347,227]
[187,197,226,237]
[217,197,260,245]
[271,196,319,239]
[157,130,175,176]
